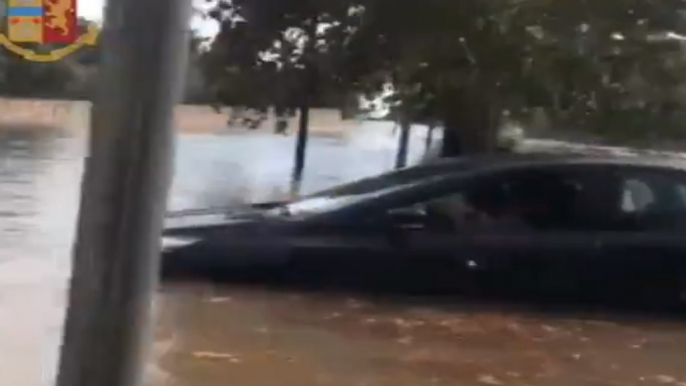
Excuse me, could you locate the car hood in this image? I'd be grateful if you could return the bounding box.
[163,203,284,236]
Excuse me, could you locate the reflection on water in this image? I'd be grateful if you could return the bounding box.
[0,129,81,386]
[0,126,685,386]
[170,124,430,209]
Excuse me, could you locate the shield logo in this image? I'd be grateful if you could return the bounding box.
[0,0,99,62]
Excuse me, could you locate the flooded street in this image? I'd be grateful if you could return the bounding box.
[1,126,686,386]
[156,286,686,386]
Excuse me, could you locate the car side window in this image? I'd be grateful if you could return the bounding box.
[386,168,598,233]
[385,190,477,232]
[472,169,595,232]
[621,179,655,213]
[614,171,686,231]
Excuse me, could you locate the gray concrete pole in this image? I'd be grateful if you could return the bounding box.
[54,0,191,385]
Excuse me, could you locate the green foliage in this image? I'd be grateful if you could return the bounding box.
[347,0,686,144]
[0,0,681,146]
[0,17,208,102]
[511,0,686,140]
[203,0,362,112]
[202,0,686,149]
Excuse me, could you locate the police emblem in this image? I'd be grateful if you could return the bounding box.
[0,0,98,62]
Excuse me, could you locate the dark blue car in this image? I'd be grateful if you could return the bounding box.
[162,154,686,307]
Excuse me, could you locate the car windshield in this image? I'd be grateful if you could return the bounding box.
[306,164,461,199]
[269,162,474,216]
[279,195,373,216]
[267,182,417,217]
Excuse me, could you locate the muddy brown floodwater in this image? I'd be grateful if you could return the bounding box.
[1,127,686,386]
[152,283,686,386]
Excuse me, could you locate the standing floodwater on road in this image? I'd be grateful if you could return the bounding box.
[1,127,686,386]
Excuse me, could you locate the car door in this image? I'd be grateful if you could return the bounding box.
[369,166,607,297]
[440,166,611,300]
[286,216,400,290]
[593,167,686,306]
[286,176,491,293]
[381,194,476,294]
[286,177,491,294]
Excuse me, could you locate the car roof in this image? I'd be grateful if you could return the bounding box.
[415,153,686,176]
[306,152,686,203]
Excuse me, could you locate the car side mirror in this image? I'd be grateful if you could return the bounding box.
[388,206,427,218]
[386,206,429,230]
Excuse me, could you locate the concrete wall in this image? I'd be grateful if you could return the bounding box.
[0,98,76,129]
[175,105,362,135]
[0,98,361,137]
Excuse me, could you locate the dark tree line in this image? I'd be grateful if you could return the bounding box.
[201,0,686,155]
[2,1,686,156]
[0,16,208,103]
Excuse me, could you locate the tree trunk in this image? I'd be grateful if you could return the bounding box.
[274,104,289,134]
[425,123,436,151]
[291,102,310,196]
[440,93,498,157]
[340,92,359,120]
[290,19,318,197]
[394,117,411,169]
